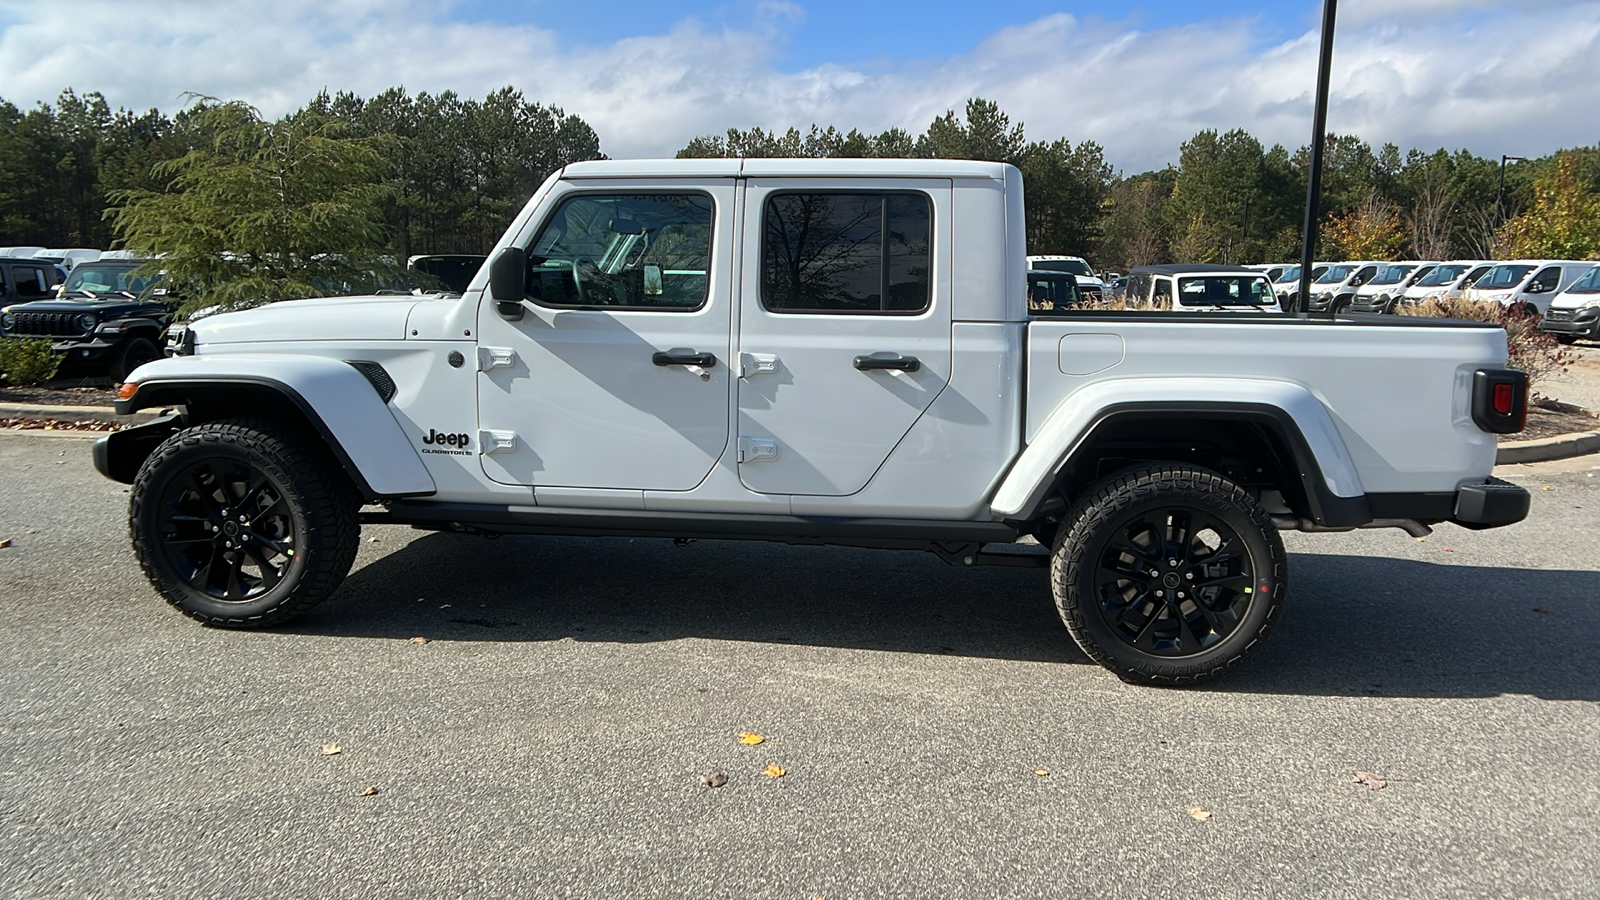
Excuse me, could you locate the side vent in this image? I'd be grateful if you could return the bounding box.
[345,360,397,404]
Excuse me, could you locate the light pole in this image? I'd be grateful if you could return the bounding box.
[1296,0,1338,317]
[1492,154,1525,232]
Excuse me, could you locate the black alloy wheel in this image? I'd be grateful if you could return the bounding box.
[1090,504,1256,657]
[131,418,360,627]
[110,336,161,381]
[1051,464,1286,685]
[152,456,300,602]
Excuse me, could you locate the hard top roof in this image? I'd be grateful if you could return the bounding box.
[560,157,1014,180]
[1129,264,1265,276]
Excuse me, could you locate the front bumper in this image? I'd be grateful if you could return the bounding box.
[1537,308,1600,337]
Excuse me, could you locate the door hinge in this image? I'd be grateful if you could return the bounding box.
[737,437,779,463]
[478,347,517,371]
[479,430,519,453]
[739,352,779,378]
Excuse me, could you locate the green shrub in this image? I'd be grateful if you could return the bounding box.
[0,337,61,386]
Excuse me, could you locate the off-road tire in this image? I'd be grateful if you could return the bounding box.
[109,336,161,382]
[130,418,361,627]
[1051,464,1287,686]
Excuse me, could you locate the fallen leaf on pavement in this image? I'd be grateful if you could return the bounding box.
[738,732,765,745]
[1188,806,1212,821]
[361,786,380,796]
[407,636,429,645]
[1353,771,1387,790]
[700,772,728,788]
[1533,607,1549,614]
[1541,485,1554,492]
[321,743,342,756]
[1444,548,1454,553]
[0,539,11,549]
[1033,769,1050,777]
[762,764,786,778]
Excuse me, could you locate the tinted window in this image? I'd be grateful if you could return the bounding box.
[1027,274,1079,313]
[1529,267,1560,291]
[762,192,931,314]
[525,193,713,310]
[13,267,44,295]
[1176,276,1276,307]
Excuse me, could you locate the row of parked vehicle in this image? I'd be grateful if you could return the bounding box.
[0,247,488,381]
[1024,253,1600,343]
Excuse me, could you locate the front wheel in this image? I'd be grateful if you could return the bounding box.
[1051,465,1287,685]
[108,336,161,382]
[1555,334,1577,345]
[130,418,361,627]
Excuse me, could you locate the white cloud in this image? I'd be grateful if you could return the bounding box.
[0,0,1596,172]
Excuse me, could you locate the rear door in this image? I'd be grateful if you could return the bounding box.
[734,180,953,496]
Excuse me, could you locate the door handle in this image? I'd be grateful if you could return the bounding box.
[653,351,717,368]
[853,355,920,372]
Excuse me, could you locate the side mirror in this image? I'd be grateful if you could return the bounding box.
[1526,283,1544,294]
[489,247,526,320]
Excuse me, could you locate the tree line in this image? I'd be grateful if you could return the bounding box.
[1,88,1596,304]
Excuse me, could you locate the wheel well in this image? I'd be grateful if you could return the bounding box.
[1029,415,1315,528]
[127,382,374,500]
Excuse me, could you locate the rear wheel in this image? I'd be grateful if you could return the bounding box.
[130,418,360,627]
[1051,464,1286,685]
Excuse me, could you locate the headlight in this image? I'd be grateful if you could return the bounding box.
[78,312,97,331]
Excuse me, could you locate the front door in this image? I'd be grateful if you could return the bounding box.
[476,183,735,491]
[735,179,953,496]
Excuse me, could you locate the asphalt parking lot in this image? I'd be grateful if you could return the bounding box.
[1,430,1597,899]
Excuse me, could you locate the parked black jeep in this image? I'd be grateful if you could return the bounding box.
[0,259,174,380]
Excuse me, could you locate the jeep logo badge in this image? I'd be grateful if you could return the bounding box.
[420,428,473,455]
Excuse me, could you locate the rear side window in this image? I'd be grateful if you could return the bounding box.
[762,192,931,314]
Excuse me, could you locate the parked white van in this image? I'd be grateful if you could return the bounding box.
[1346,262,1438,314]
[1271,262,1331,307]
[1466,260,1597,315]
[1538,265,1600,343]
[1307,261,1380,313]
[1398,261,1492,305]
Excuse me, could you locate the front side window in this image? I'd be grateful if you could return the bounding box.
[1151,277,1174,308]
[1529,267,1561,292]
[1566,266,1600,294]
[525,193,713,310]
[762,192,931,314]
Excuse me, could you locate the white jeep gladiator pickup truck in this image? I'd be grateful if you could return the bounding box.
[95,159,1531,684]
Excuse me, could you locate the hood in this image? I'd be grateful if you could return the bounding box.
[192,295,420,345]
[1551,291,1600,309]
[6,297,169,317]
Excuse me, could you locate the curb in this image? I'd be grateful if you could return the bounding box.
[1496,431,1600,464]
[0,401,157,426]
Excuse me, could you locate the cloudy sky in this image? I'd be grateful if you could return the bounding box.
[0,0,1595,172]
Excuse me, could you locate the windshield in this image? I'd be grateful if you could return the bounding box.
[1566,266,1600,294]
[61,264,160,296]
[1368,264,1416,286]
[1474,265,1535,291]
[1414,264,1472,287]
[1273,266,1300,284]
[1032,259,1093,277]
[1314,265,1356,284]
[1176,275,1276,307]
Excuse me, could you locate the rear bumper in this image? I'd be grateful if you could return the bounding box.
[1450,478,1530,529]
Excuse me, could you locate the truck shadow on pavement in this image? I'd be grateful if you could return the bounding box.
[299,531,1600,701]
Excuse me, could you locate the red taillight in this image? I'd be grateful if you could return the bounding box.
[1493,383,1513,416]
